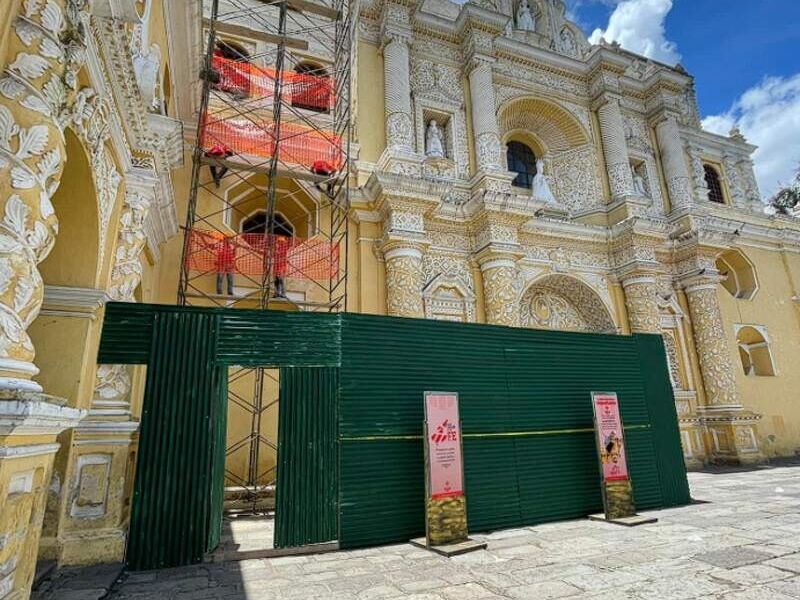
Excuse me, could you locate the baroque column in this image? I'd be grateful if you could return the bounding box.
[383,245,425,318]
[683,278,739,407]
[467,58,502,172]
[596,97,635,201]
[382,32,414,152]
[621,275,660,334]
[479,256,519,327]
[0,0,88,391]
[653,113,692,211]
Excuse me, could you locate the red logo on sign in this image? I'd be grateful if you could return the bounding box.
[431,420,458,444]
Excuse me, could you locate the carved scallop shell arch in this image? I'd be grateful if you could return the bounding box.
[497,96,589,153]
[519,274,616,333]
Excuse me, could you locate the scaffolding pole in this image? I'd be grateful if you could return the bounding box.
[178,0,353,513]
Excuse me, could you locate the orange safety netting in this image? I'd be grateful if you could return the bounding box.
[184,229,339,281]
[202,117,343,171]
[211,54,334,112]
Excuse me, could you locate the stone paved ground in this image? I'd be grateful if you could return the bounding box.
[56,463,800,599]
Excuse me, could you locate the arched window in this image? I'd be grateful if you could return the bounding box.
[716,249,758,300]
[736,326,776,377]
[291,62,331,113]
[507,141,537,189]
[704,164,725,204]
[240,211,294,238]
[212,40,251,98]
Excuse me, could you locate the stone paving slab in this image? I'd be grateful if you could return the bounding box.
[35,463,800,600]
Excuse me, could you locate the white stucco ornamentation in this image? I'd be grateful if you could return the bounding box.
[684,281,739,406]
[0,0,90,391]
[384,246,425,317]
[481,259,519,327]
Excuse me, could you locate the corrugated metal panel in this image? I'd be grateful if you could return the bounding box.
[636,334,692,506]
[97,302,155,364]
[274,367,339,547]
[98,303,340,367]
[217,312,340,367]
[126,311,226,571]
[338,314,683,549]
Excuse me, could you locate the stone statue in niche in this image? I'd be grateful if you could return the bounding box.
[425,120,446,158]
[632,164,649,197]
[559,28,578,56]
[516,0,536,32]
[531,158,556,203]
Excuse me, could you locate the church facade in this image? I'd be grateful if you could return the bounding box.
[1,0,800,594]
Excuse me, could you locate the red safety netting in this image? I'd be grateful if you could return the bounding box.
[202,117,343,171]
[184,229,339,281]
[211,54,334,112]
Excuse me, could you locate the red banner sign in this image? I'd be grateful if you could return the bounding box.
[424,392,464,500]
[591,392,629,483]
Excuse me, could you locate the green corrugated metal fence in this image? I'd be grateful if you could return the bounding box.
[125,310,227,570]
[98,303,690,569]
[337,314,690,548]
[274,367,339,547]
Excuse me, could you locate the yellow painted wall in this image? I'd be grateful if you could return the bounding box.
[355,40,385,164]
[718,246,800,457]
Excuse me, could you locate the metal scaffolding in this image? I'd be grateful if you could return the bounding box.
[178,0,353,514]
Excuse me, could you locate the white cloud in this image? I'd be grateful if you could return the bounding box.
[588,0,681,65]
[702,74,800,199]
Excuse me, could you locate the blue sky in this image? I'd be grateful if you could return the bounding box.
[565,0,800,197]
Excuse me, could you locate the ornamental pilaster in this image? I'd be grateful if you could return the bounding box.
[621,275,660,334]
[478,254,520,327]
[652,112,692,211]
[466,58,502,173]
[682,276,739,408]
[0,0,90,391]
[595,96,635,201]
[381,32,414,152]
[383,244,425,318]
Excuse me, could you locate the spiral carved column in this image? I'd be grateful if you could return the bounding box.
[597,99,635,200]
[621,276,660,334]
[384,246,425,318]
[383,34,413,152]
[479,257,519,327]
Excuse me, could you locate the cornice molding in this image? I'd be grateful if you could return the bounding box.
[0,396,87,436]
[41,286,110,319]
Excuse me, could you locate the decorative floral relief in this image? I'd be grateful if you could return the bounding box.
[482,264,520,327]
[385,253,424,318]
[549,146,602,212]
[622,279,660,334]
[0,0,90,375]
[520,275,615,333]
[685,285,739,406]
[520,289,589,332]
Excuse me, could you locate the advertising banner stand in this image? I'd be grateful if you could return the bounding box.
[410,392,487,556]
[588,391,658,527]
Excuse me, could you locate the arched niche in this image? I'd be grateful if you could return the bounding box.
[497,97,600,211]
[39,129,100,288]
[716,248,758,300]
[498,97,588,154]
[520,274,616,333]
[736,325,776,377]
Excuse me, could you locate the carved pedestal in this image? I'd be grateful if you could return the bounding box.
[0,393,84,600]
